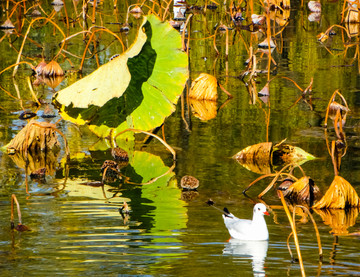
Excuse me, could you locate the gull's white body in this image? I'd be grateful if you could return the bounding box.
[222,203,269,241]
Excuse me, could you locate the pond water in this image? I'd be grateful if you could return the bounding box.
[1,0,360,276]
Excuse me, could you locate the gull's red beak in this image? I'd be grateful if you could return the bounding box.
[264,211,270,216]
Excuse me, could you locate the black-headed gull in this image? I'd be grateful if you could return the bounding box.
[223,203,269,241]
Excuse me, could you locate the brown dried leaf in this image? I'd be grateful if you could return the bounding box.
[189,73,218,101]
[278,176,321,202]
[313,176,360,209]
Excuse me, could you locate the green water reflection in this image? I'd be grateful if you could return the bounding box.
[1,0,360,276]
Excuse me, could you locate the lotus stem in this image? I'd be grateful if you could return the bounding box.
[182,14,193,52]
[279,191,305,277]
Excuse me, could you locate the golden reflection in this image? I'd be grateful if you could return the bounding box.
[189,99,217,121]
[314,208,359,235]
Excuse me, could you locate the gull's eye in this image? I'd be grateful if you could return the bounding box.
[258,207,260,211]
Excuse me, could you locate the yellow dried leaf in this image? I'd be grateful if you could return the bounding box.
[313,176,360,209]
[189,73,218,101]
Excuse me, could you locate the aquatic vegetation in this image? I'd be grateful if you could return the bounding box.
[0,0,360,276]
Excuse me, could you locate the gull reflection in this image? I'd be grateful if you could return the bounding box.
[223,239,268,277]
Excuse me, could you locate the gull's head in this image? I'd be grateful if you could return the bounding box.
[254,203,270,216]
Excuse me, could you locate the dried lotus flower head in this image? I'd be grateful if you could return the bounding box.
[189,73,218,101]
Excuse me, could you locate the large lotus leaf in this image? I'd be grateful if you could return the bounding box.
[53,14,188,138]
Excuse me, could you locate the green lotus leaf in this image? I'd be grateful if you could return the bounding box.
[53,14,188,138]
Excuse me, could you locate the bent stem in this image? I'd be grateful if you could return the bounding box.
[279,191,306,277]
[11,194,22,229]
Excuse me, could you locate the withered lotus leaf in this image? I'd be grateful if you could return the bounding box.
[5,120,60,154]
[277,176,321,203]
[313,176,360,209]
[233,141,315,174]
[189,73,218,101]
